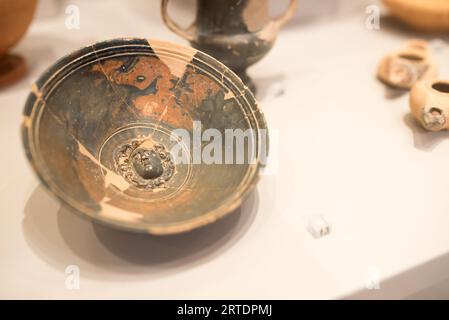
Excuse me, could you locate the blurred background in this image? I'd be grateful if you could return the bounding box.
[9,0,447,97]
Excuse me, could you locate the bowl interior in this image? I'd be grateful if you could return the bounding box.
[22,39,267,234]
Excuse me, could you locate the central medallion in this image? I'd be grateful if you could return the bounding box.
[131,148,164,180]
[114,139,175,190]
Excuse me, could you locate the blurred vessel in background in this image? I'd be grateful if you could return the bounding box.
[383,0,449,32]
[0,0,37,87]
[161,0,297,93]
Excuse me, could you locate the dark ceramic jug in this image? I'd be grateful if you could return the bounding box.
[161,0,297,93]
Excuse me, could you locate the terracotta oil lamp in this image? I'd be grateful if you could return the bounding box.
[410,80,449,131]
[377,40,437,90]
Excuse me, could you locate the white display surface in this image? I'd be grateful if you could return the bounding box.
[1,0,449,299]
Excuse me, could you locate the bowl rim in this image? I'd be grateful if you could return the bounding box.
[21,37,268,234]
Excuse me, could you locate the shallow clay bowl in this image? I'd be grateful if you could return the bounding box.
[383,0,449,32]
[22,38,268,234]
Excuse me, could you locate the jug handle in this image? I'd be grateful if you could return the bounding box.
[161,0,196,42]
[272,0,298,30]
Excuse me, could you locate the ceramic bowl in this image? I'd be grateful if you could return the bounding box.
[22,38,268,234]
[0,0,37,56]
[383,0,449,32]
[0,0,37,86]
